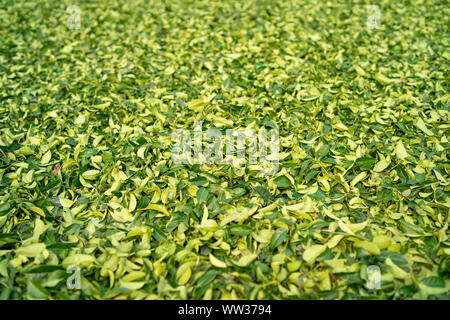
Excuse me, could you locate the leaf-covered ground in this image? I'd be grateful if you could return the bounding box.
[0,0,449,300]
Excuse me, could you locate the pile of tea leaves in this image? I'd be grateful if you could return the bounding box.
[0,0,449,300]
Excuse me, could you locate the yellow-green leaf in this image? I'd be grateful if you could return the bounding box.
[209,254,227,268]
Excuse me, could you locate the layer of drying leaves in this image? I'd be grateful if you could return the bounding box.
[0,0,448,299]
